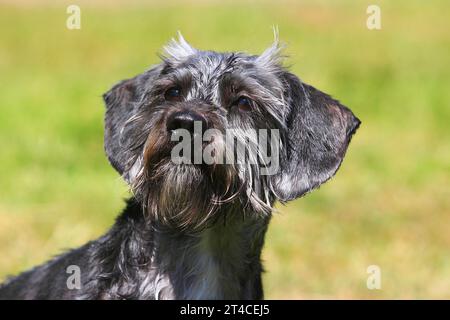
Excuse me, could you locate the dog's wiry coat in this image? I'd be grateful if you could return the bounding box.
[0,200,267,299]
[0,34,360,300]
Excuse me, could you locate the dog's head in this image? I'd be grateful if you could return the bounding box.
[103,33,360,231]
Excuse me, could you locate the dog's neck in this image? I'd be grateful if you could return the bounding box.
[92,199,270,300]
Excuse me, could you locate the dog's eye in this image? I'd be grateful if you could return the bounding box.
[164,86,182,101]
[235,96,252,111]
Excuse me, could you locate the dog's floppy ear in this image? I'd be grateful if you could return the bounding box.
[103,76,141,175]
[271,72,360,202]
[103,67,160,176]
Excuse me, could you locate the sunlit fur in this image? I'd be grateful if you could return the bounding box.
[0,33,359,300]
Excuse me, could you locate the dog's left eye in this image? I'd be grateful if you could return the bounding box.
[235,96,253,111]
[164,86,182,101]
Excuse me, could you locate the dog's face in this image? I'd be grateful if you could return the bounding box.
[103,34,360,231]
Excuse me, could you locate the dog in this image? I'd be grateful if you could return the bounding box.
[0,33,360,300]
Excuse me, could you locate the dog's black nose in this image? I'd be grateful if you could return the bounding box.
[166,111,208,134]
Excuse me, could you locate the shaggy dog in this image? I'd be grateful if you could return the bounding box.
[0,34,360,299]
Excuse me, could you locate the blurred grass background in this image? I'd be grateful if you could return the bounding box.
[0,0,449,299]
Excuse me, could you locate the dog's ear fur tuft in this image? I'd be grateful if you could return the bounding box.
[271,72,360,202]
[163,32,197,63]
[256,27,286,72]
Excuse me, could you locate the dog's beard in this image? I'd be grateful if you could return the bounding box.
[130,124,238,231]
[143,163,238,231]
[127,114,276,231]
[146,162,215,230]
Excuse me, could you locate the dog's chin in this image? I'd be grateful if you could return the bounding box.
[138,157,235,232]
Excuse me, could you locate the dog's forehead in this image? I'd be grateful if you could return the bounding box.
[180,51,254,81]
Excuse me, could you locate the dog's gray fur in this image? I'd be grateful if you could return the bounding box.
[0,33,360,299]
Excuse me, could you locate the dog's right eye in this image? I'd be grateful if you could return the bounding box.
[234,96,253,111]
[164,86,182,101]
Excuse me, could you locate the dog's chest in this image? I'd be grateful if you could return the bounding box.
[141,220,256,300]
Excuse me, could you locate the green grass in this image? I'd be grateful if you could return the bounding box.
[0,0,449,299]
